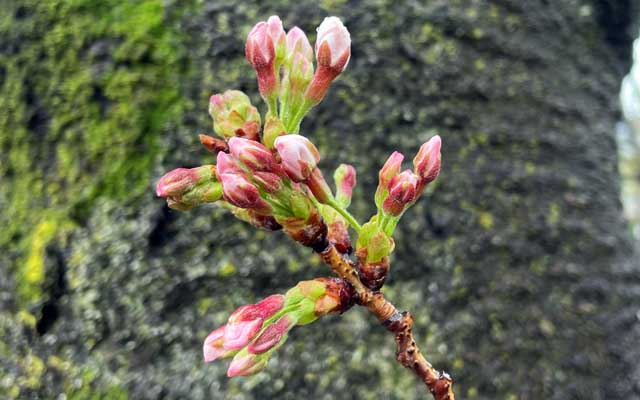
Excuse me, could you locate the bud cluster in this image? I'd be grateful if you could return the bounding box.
[245,15,351,132]
[155,14,448,382]
[356,135,442,289]
[203,278,354,377]
[155,166,222,211]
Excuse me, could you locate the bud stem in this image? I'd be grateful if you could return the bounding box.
[326,198,362,232]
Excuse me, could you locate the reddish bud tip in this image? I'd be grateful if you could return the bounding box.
[413,135,442,185]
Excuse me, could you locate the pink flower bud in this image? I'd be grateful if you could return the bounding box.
[228,294,285,324]
[252,171,283,193]
[228,137,276,172]
[227,351,269,377]
[303,17,351,104]
[374,151,404,207]
[333,164,356,207]
[156,166,213,198]
[267,16,287,65]
[203,325,238,362]
[315,17,351,71]
[274,135,320,182]
[286,27,313,61]
[413,135,442,185]
[216,152,245,177]
[218,173,271,214]
[223,294,285,350]
[248,315,296,354]
[382,170,419,216]
[246,22,277,98]
[222,318,263,350]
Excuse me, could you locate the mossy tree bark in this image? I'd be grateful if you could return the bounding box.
[1,1,638,399]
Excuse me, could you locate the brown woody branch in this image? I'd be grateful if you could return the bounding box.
[317,244,455,400]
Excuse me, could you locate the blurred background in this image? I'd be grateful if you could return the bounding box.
[2,1,640,399]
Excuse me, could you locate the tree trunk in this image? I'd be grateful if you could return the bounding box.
[1,1,638,399]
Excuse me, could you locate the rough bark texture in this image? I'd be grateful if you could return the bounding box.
[1,1,638,399]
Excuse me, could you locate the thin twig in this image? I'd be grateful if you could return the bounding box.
[317,244,455,400]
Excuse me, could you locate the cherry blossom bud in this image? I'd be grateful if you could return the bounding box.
[203,326,237,362]
[286,27,313,61]
[209,91,261,140]
[251,171,283,193]
[413,135,442,185]
[382,170,419,216]
[375,151,404,208]
[267,16,287,66]
[167,182,223,211]
[224,295,285,350]
[218,173,272,214]
[156,166,215,198]
[216,152,245,177]
[245,22,278,99]
[274,134,320,182]
[334,164,356,207]
[199,134,228,154]
[315,17,351,71]
[304,17,351,104]
[227,350,270,377]
[248,314,296,354]
[228,137,276,172]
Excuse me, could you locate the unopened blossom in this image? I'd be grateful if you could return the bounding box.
[216,152,245,177]
[228,137,276,172]
[286,26,313,61]
[248,314,296,354]
[334,164,356,207]
[156,166,215,198]
[413,135,442,185]
[203,326,236,362]
[218,172,272,214]
[274,134,320,182]
[251,171,284,194]
[382,170,419,216]
[304,17,351,104]
[227,349,271,377]
[203,295,285,362]
[246,21,278,99]
[375,151,404,207]
[315,17,351,71]
[267,16,287,66]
